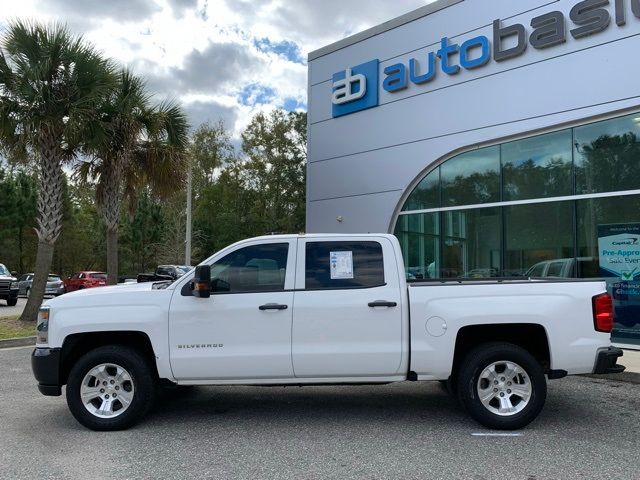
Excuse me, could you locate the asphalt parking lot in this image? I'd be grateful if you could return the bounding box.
[0,297,27,317]
[1,346,639,480]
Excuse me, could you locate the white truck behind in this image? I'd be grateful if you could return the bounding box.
[31,234,624,431]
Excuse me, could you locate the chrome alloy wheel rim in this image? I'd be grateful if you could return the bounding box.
[476,361,532,416]
[80,363,135,418]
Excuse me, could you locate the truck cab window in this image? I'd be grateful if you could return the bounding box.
[305,241,385,290]
[210,243,289,293]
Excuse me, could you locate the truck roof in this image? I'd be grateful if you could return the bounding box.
[249,233,396,241]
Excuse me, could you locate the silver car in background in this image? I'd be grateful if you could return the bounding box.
[17,274,65,297]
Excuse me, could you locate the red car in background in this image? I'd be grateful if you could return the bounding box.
[64,271,108,292]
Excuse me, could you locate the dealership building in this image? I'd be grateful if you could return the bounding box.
[306,0,640,345]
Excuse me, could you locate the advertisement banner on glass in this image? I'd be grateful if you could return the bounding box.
[598,223,640,338]
[597,223,640,279]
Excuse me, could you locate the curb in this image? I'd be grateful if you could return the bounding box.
[0,336,35,349]
[584,371,640,384]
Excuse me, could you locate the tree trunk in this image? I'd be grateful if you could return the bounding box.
[106,226,118,285]
[21,132,64,323]
[20,241,55,322]
[98,156,124,286]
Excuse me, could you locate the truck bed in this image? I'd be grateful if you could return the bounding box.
[406,278,609,379]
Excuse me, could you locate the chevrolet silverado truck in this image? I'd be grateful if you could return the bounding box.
[31,234,624,431]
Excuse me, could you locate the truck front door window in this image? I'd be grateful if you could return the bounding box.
[211,243,289,293]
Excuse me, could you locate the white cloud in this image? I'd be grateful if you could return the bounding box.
[1,0,433,141]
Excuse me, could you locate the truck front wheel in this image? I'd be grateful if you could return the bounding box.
[66,345,156,431]
[457,343,547,430]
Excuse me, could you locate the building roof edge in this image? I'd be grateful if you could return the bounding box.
[307,0,464,62]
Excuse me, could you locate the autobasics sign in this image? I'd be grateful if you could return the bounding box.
[331,0,640,118]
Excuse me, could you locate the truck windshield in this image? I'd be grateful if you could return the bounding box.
[0,264,9,276]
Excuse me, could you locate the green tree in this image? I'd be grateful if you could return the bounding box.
[52,182,105,277]
[0,21,116,320]
[120,192,165,274]
[0,165,38,273]
[190,111,307,260]
[189,121,235,192]
[78,71,189,284]
[241,109,307,234]
[193,158,260,257]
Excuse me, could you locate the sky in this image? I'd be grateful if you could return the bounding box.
[0,0,433,142]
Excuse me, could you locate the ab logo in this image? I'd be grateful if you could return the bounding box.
[331,59,379,118]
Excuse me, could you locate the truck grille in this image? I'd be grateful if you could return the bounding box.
[0,279,10,293]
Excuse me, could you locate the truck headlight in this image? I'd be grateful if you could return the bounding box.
[36,307,50,345]
[10,281,18,289]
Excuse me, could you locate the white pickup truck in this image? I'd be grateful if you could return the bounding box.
[32,234,624,431]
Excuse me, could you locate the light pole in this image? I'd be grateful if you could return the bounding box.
[185,157,192,266]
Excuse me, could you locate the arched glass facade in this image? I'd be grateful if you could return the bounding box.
[394,112,640,345]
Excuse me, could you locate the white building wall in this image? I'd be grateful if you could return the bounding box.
[306,0,640,233]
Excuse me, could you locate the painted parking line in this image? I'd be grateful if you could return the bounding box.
[471,432,523,437]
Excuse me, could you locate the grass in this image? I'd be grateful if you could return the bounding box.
[0,315,35,340]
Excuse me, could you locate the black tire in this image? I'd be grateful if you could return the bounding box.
[66,345,156,431]
[7,298,17,307]
[25,288,30,298]
[438,378,458,397]
[456,342,546,430]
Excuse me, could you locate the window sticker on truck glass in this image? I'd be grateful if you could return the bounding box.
[330,251,354,279]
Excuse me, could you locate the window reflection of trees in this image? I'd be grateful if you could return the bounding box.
[398,115,640,275]
[503,157,572,201]
[442,170,500,206]
[576,132,640,195]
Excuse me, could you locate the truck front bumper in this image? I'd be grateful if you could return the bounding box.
[31,348,62,396]
[0,287,18,300]
[593,347,625,374]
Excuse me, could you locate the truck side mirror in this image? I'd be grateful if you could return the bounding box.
[192,265,211,298]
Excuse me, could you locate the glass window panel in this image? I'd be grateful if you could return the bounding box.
[546,261,566,277]
[402,168,440,211]
[502,129,573,201]
[305,241,384,289]
[394,213,439,280]
[527,263,546,277]
[504,202,574,277]
[575,113,640,194]
[211,243,289,293]
[577,195,640,343]
[442,207,501,278]
[441,146,500,207]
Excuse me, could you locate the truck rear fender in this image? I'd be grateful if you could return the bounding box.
[451,324,551,382]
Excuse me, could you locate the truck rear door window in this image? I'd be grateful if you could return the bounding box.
[305,241,384,290]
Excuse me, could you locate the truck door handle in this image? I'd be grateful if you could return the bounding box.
[368,301,397,308]
[259,303,288,311]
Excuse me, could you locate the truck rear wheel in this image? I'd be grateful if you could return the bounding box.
[457,342,546,430]
[66,345,156,431]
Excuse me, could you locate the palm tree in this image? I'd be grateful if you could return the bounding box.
[79,77,189,284]
[79,69,151,285]
[0,21,115,322]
